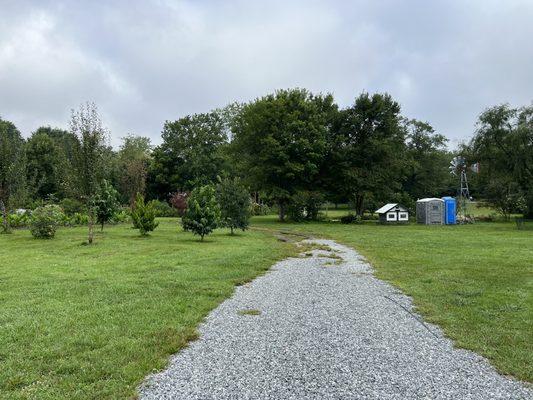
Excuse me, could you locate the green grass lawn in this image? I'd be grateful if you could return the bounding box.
[0,219,294,399]
[2,215,531,399]
[253,215,533,382]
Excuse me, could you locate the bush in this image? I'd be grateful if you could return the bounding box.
[7,211,30,228]
[340,214,361,224]
[169,192,188,216]
[150,200,178,217]
[69,212,89,226]
[182,185,220,240]
[30,205,63,238]
[287,191,324,222]
[110,207,131,224]
[131,194,159,235]
[59,198,85,216]
[250,202,270,216]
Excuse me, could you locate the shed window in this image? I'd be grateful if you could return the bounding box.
[399,212,408,221]
[386,212,397,221]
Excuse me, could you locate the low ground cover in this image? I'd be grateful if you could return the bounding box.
[0,219,293,399]
[253,216,533,382]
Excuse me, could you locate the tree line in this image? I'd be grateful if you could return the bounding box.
[1,89,531,238]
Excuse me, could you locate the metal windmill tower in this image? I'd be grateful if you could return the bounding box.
[449,156,479,221]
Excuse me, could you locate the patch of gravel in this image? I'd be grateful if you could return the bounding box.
[139,239,532,399]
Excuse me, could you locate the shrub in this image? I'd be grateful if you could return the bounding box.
[110,207,131,224]
[70,212,89,226]
[340,214,361,224]
[250,202,270,216]
[182,185,220,241]
[59,198,85,216]
[7,211,30,228]
[150,200,178,217]
[216,177,251,234]
[169,192,188,216]
[287,191,324,222]
[30,205,63,238]
[131,194,159,236]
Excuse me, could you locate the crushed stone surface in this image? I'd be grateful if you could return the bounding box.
[139,239,532,399]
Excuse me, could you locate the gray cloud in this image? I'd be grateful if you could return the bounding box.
[1,0,532,147]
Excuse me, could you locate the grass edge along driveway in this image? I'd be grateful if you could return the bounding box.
[252,216,533,384]
[0,219,295,399]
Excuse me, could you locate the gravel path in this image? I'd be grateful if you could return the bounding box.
[139,239,532,400]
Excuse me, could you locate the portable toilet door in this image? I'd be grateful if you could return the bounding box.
[443,197,456,225]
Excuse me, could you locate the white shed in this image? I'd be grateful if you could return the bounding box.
[375,203,409,223]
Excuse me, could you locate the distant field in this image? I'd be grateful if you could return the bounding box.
[0,220,293,399]
[253,216,533,382]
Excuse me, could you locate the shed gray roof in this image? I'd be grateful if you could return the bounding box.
[417,198,444,203]
[375,203,408,214]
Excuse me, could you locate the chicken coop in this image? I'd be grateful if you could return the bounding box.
[375,203,409,224]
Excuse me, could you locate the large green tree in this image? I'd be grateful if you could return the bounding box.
[403,119,451,201]
[231,88,336,220]
[0,118,26,233]
[327,93,406,216]
[26,128,76,200]
[148,112,227,198]
[468,103,533,217]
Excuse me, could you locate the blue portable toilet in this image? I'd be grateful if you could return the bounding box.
[442,197,456,225]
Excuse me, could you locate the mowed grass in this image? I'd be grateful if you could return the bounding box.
[253,216,533,382]
[0,219,294,399]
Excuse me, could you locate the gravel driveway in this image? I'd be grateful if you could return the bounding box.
[139,239,532,399]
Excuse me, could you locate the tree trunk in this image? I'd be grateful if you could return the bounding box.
[355,194,365,217]
[88,214,95,244]
[278,201,286,222]
[0,199,9,233]
[101,221,104,232]
[230,226,234,235]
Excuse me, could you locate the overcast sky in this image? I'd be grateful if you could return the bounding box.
[1,0,532,148]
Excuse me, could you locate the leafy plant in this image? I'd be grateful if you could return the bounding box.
[30,205,64,238]
[131,193,159,236]
[150,199,178,217]
[59,198,85,216]
[216,177,251,234]
[93,180,120,231]
[182,185,220,240]
[169,192,188,216]
[287,191,324,222]
[250,202,270,216]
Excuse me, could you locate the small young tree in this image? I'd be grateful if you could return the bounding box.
[93,180,119,231]
[182,185,220,241]
[70,102,109,244]
[131,193,159,235]
[118,135,152,205]
[216,177,251,234]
